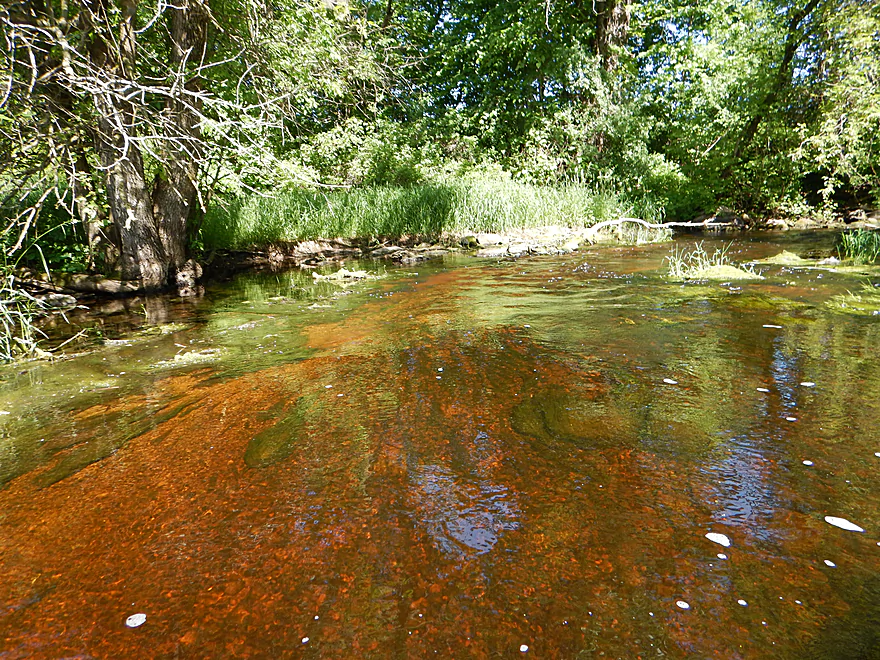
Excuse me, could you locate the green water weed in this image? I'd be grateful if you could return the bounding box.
[837,229,880,265]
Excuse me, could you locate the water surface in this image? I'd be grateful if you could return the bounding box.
[1,235,878,658]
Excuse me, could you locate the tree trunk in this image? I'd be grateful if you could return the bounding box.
[88,0,168,289]
[153,0,209,275]
[594,0,631,72]
[95,116,168,288]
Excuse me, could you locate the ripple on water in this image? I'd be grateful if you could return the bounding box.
[410,464,520,557]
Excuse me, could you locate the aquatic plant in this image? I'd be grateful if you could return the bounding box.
[0,270,47,361]
[837,229,880,265]
[665,242,761,281]
[827,283,880,316]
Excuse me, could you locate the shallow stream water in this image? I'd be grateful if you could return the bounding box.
[0,233,879,658]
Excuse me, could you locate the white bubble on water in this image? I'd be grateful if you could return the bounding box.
[705,532,731,547]
[825,516,865,533]
[125,613,146,628]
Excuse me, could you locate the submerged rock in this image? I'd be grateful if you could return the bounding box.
[312,268,370,282]
[511,388,634,450]
[690,265,763,281]
[476,246,510,258]
[244,397,309,468]
[760,250,814,266]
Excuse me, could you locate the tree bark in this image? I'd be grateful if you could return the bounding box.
[594,0,631,72]
[152,0,209,274]
[88,0,168,289]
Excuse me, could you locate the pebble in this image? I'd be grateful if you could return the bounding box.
[676,600,690,610]
[520,644,529,652]
[803,460,813,466]
[763,324,783,329]
[824,516,865,532]
[705,532,731,547]
[125,613,147,628]
[800,382,816,387]
[663,378,678,385]
[875,452,880,458]
[824,560,836,567]
[717,553,728,560]
[737,599,748,606]
[324,385,333,389]
[757,387,770,393]
[0,410,10,415]
[786,416,797,422]
[302,637,309,644]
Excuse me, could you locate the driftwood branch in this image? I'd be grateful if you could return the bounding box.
[584,217,742,243]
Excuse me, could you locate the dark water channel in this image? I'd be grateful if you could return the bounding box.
[1,234,879,658]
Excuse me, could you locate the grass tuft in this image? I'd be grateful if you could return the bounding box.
[665,242,761,280]
[200,182,657,250]
[837,229,880,265]
[0,271,47,361]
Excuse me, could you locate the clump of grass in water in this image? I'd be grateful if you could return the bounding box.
[0,270,47,361]
[665,242,761,280]
[837,229,880,265]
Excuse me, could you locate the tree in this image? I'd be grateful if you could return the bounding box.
[1,0,393,290]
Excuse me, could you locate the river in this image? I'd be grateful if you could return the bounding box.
[0,233,878,658]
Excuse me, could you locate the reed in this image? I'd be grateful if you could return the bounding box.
[200,181,660,249]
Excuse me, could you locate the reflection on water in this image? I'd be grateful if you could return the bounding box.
[0,235,879,658]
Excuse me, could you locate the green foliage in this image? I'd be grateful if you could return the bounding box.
[838,230,880,265]
[794,1,880,204]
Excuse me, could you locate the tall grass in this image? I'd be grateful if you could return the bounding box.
[837,229,880,265]
[201,181,659,250]
[0,270,47,361]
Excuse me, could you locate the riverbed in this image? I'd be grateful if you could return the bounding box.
[0,233,878,658]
